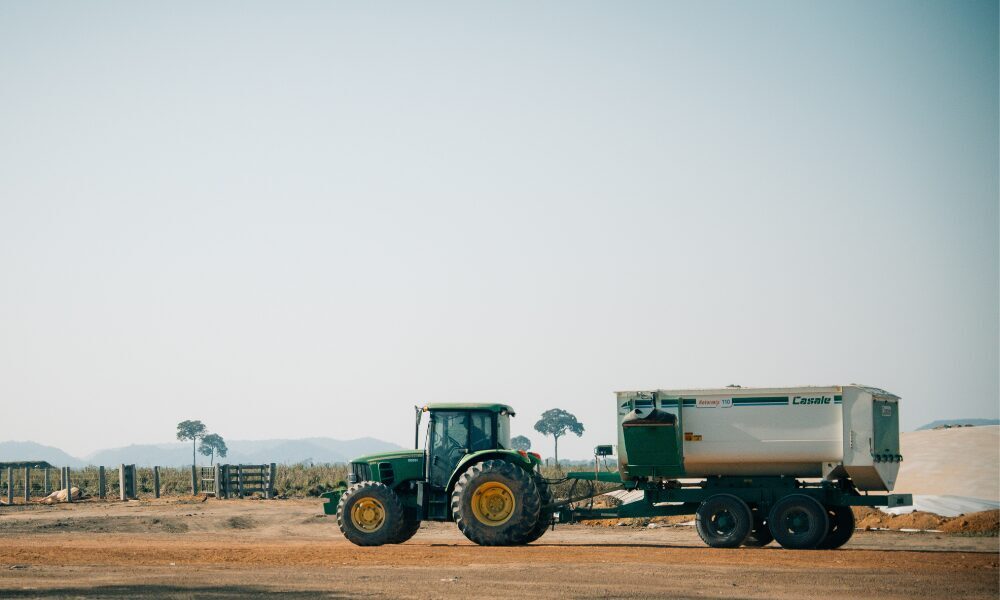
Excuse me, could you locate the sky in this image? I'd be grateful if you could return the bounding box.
[0,1,997,459]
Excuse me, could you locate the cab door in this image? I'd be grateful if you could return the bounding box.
[427,411,470,488]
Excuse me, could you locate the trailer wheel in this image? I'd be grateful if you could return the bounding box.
[451,459,541,546]
[337,482,404,546]
[519,475,552,545]
[695,494,753,548]
[768,495,829,550]
[743,506,773,547]
[817,505,855,549]
[389,507,422,544]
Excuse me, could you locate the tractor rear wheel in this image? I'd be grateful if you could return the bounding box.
[768,494,829,549]
[451,459,541,546]
[337,482,404,546]
[519,475,552,544]
[695,494,753,548]
[816,505,855,549]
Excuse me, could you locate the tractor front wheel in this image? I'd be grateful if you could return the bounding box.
[389,508,422,544]
[451,460,541,546]
[337,482,404,546]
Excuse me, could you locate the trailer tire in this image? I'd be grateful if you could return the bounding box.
[519,475,552,544]
[768,495,829,550]
[389,508,422,544]
[695,494,753,548]
[743,506,773,547]
[452,459,541,546]
[337,482,404,547]
[817,505,855,549]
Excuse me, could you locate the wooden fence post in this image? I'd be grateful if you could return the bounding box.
[129,465,137,499]
[237,465,244,498]
[65,468,72,503]
[213,464,220,498]
[153,466,160,498]
[5,467,11,505]
[98,466,106,499]
[43,467,49,496]
[191,465,198,495]
[119,464,126,501]
[23,467,30,502]
[268,463,277,499]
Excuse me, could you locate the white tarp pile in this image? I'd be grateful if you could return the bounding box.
[881,495,999,517]
[40,486,83,504]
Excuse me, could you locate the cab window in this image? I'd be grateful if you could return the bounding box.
[432,411,469,455]
[469,412,494,452]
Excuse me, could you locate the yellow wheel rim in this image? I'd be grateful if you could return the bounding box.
[471,481,516,526]
[350,497,386,532]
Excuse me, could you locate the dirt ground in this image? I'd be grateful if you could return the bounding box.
[0,498,997,599]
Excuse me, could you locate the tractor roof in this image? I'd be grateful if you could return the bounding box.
[423,403,515,416]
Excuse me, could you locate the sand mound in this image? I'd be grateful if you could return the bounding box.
[853,507,998,534]
[853,507,946,530]
[938,510,999,534]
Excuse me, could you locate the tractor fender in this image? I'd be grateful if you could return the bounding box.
[446,449,536,493]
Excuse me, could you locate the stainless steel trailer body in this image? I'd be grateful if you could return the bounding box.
[615,385,902,491]
[556,385,911,550]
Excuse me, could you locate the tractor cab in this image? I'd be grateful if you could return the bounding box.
[420,403,515,489]
[332,402,547,547]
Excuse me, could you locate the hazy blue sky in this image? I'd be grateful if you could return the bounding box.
[1,1,997,459]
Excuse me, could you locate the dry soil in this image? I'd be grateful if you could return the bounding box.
[0,497,997,599]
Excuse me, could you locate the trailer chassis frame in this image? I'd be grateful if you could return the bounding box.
[553,471,912,524]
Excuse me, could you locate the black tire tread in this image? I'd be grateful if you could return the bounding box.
[817,505,855,550]
[336,481,405,547]
[520,474,552,544]
[768,494,829,550]
[389,509,421,544]
[695,493,753,548]
[451,459,541,546]
[743,506,773,547]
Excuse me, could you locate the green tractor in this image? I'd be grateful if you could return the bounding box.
[323,403,551,546]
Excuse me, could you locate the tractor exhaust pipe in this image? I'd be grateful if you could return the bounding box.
[414,405,422,449]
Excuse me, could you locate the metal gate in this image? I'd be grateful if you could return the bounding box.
[217,463,276,499]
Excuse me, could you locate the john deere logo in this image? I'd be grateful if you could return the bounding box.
[793,396,832,405]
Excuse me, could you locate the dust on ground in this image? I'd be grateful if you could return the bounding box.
[0,498,997,599]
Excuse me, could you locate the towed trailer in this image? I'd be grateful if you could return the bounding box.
[557,385,911,549]
[325,385,911,550]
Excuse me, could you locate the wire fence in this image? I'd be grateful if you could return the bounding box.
[0,463,351,503]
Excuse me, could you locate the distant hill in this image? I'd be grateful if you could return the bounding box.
[0,437,403,468]
[0,441,86,468]
[916,419,1000,431]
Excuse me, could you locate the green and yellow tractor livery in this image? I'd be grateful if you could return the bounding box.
[322,403,549,546]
